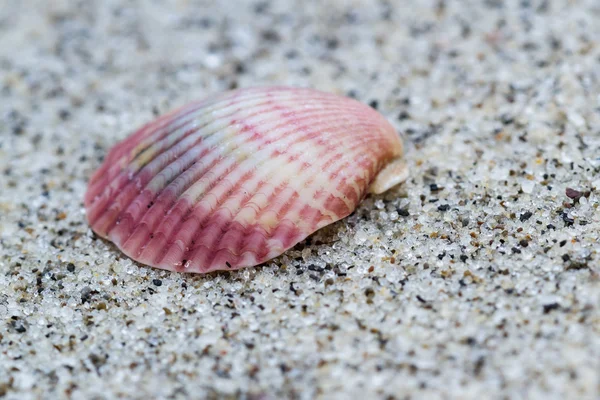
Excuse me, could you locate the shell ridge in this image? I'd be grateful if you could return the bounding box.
[88,138,204,231]
[213,112,378,233]
[198,171,265,260]
[263,219,303,260]
[117,151,219,249]
[92,109,258,232]
[309,129,378,184]
[130,87,350,184]
[94,109,376,239]
[211,113,364,224]
[154,151,277,268]
[112,101,253,187]
[87,115,207,216]
[138,124,233,193]
[337,151,377,200]
[86,102,203,189]
[97,90,302,203]
[289,127,382,213]
[176,216,309,271]
[151,163,247,267]
[205,181,301,269]
[125,96,345,190]
[193,206,248,269]
[119,147,235,247]
[292,128,391,222]
[145,106,355,258]
[121,88,282,163]
[97,100,211,189]
[271,150,349,222]
[159,169,259,269]
[142,159,238,251]
[321,153,366,205]
[235,181,290,262]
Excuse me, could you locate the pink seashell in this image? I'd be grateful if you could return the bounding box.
[85,87,407,273]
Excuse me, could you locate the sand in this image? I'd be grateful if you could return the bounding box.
[0,0,599,398]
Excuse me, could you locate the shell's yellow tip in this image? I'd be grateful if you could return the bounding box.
[369,157,409,194]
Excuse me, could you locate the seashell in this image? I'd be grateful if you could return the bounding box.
[85,86,407,273]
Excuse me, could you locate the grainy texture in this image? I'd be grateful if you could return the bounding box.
[85,86,402,273]
[1,0,599,399]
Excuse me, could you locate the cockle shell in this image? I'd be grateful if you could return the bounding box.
[85,87,407,273]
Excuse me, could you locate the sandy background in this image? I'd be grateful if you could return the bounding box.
[1,0,599,398]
